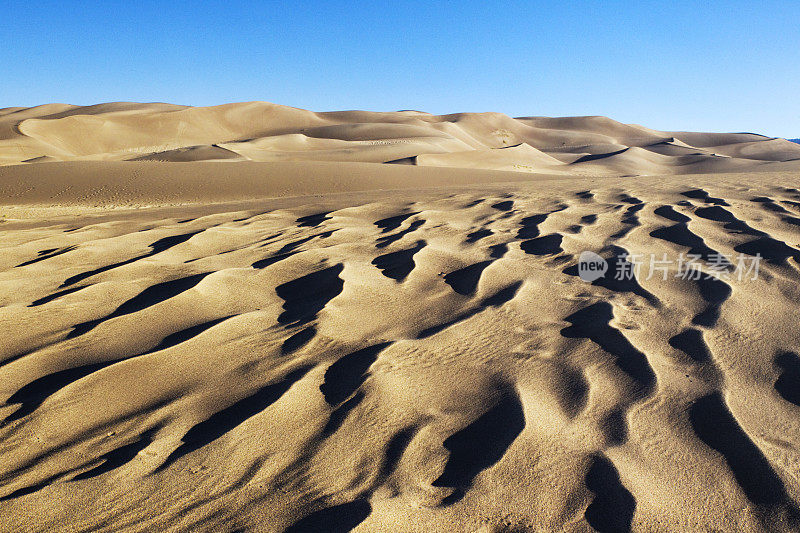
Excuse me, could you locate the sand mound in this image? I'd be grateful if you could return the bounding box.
[705,138,800,162]
[1,102,798,175]
[416,143,565,172]
[130,145,245,162]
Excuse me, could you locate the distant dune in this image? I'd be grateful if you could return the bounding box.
[2,102,800,176]
[2,103,800,532]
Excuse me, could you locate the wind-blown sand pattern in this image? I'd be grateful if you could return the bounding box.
[1,104,800,532]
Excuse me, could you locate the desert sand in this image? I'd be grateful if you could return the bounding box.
[1,103,800,532]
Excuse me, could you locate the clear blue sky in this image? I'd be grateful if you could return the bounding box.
[2,1,798,137]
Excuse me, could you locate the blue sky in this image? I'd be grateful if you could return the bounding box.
[2,1,798,137]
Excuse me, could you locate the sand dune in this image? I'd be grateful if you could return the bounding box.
[131,145,245,162]
[1,103,800,532]
[2,102,799,175]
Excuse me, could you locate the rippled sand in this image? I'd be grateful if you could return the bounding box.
[2,166,800,531]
